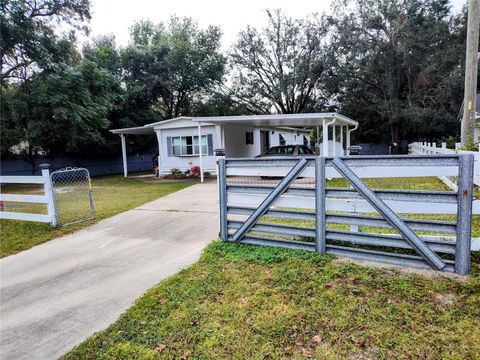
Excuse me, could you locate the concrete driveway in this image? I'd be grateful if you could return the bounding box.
[0,182,218,360]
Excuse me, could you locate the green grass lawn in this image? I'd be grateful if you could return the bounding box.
[0,175,196,257]
[64,241,480,359]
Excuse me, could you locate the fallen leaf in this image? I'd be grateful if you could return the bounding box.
[155,344,167,352]
[356,339,366,348]
[311,335,322,344]
[303,349,314,358]
[181,349,191,359]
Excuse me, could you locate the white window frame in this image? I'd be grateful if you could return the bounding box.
[171,135,207,156]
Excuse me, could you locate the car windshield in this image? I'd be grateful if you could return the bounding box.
[266,146,295,155]
[298,146,314,155]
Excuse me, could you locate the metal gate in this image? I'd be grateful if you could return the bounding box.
[51,167,95,226]
[218,155,474,275]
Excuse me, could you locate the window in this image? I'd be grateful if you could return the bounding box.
[298,146,314,155]
[246,131,254,145]
[279,134,286,146]
[265,146,295,155]
[171,136,207,156]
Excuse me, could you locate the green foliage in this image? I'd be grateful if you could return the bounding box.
[1,0,90,82]
[326,0,467,143]
[460,136,479,151]
[446,136,457,149]
[125,17,226,119]
[230,9,332,114]
[63,241,480,359]
[1,1,475,161]
[1,59,121,159]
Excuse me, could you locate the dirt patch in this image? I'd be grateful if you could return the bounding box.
[331,257,468,281]
[434,293,457,308]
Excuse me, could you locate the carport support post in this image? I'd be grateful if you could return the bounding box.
[198,123,204,183]
[332,125,336,156]
[120,134,128,178]
[346,126,351,155]
[340,125,344,155]
[315,157,326,253]
[322,119,328,156]
[456,154,474,275]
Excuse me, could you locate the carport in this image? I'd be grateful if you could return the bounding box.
[111,113,358,181]
[110,125,157,178]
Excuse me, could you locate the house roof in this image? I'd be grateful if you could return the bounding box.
[110,113,358,135]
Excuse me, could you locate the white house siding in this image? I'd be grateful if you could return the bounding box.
[223,125,261,157]
[155,125,218,175]
[153,118,312,175]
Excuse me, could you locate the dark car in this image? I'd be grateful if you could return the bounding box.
[258,145,314,157]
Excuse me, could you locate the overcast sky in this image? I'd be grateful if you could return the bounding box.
[86,0,467,50]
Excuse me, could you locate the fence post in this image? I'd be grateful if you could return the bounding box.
[315,157,326,254]
[455,154,474,275]
[218,158,228,241]
[41,167,58,227]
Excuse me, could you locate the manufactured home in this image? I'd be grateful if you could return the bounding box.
[111,113,358,179]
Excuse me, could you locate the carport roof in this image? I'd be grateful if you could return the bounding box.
[110,125,155,135]
[193,112,358,128]
[110,113,358,135]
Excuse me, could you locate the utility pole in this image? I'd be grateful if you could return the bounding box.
[461,0,480,147]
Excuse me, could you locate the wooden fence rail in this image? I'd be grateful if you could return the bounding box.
[0,169,58,226]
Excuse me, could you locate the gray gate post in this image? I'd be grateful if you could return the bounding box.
[315,157,326,253]
[218,158,228,241]
[455,154,474,275]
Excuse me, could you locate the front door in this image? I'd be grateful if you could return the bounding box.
[260,130,270,154]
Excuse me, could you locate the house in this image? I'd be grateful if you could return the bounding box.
[111,113,358,181]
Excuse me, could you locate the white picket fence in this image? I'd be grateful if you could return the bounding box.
[0,169,58,226]
[408,141,480,188]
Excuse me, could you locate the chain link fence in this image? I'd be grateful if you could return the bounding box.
[51,167,95,226]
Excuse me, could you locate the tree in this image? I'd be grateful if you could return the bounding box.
[1,60,120,171]
[1,0,90,83]
[83,35,123,79]
[125,17,226,119]
[230,9,332,114]
[327,0,467,144]
[121,44,170,125]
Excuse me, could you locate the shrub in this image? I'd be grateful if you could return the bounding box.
[169,168,183,178]
[446,136,456,149]
[460,136,479,152]
[191,166,201,176]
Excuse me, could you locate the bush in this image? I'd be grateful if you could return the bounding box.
[460,136,479,151]
[445,136,457,149]
[169,168,183,178]
[191,166,201,177]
